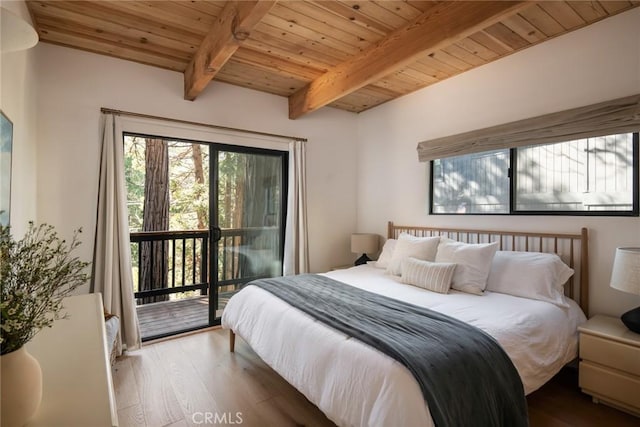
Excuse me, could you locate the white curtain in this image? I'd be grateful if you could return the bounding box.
[284,140,309,275]
[92,113,141,355]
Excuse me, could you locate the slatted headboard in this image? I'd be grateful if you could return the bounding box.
[387,221,590,316]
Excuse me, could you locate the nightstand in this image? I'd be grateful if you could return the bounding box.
[578,314,640,417]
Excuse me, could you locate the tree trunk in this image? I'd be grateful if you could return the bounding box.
[140,138,169,304]
[191,144,207,230]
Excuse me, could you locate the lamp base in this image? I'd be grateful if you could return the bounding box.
[354,254,371,266]
[621,306,640,334]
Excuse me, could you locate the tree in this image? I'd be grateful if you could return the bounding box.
[140,138,169,303]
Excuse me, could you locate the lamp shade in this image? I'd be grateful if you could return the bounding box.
[1,7,38,53]
[610,247,640,296]
[351,233,378,255]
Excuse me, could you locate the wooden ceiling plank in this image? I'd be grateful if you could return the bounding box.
[285,1,384,42]
[249,24,347,66]
[184,1,277,101]
[312,1,394,33]
[455,37,500,61]
[538,1,586,30]
[260,11,362,55]
[289,1,529,119]
[254,21,352,62]
[30,1,198,54]
[566,1,608,22]
[101,0,215,34]
[406,60,452,80]
[468,30,514,56]
[441,44,486,67]
[370,0,426,21]
[269,3,373,49]
[396,67,439,85]
[406,1,439,13]
[168,1,224,19]
[232,47,324,81]
[31,1,204,46]
[501,13,547,43]
[429,50,474,72]
[337,0,411,28]
[599,1,633,14]
[243,31,339,70]
[38,27,187,71]
[35,15,192,62]
[518,4,565,37]
[483,22,530,50]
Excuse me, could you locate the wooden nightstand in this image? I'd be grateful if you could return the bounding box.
[578,314,640,417]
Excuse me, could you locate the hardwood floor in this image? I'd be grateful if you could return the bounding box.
[113,328,639,427]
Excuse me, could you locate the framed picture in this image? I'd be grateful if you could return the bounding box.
[1,111,13,226]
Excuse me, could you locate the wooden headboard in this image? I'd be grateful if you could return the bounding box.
[387,221,590,316]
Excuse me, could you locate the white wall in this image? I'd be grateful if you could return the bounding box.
[0,0,38,236]
[35,43,359,289]
[356,8,640,317]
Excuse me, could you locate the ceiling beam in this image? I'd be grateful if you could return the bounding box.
[288,1,532,119]
[184,0,276,101]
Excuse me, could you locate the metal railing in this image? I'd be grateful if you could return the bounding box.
[130,227,281,305]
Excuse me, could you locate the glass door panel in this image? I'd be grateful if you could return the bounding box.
[213,149,287,320]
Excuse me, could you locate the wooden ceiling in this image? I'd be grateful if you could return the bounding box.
[27,1,639,118]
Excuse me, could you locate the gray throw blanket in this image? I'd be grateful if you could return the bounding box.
[248,274,528,427]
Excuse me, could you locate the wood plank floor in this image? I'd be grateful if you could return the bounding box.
[113,328,639,427]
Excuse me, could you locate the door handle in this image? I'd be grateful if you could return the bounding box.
[212,226,222,242]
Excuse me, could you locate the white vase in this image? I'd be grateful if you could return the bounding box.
[1,346,43,427]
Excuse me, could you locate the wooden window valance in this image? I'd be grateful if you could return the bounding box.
[417,94,640,162]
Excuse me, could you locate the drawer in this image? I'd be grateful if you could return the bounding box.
[579,361,640,409]
[580,333,640,376]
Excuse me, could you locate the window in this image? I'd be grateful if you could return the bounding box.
[430,132,639,215]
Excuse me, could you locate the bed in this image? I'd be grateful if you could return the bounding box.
[222,222,589,427]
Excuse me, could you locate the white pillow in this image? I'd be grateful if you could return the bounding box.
[486,251,573,307]
[375,239,396,269]
[386,234,441,276]
[400,257,456,294]
[435,241,499,295]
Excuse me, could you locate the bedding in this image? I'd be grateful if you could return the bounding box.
[400,258,456,293]
[249,274,527,427]
[435,240,499,295]
[486,251,574,307]
[386,233,440,275]
[222,264,586,427]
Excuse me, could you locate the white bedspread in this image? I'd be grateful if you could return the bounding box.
[222,264,586,427]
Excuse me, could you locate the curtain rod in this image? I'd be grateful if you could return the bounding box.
[100,107,308,142]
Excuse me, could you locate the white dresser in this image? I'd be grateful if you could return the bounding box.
[25,293,119,426]
[578,314,640,417]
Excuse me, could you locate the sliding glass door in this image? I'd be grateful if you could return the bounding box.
[124,134,287,340]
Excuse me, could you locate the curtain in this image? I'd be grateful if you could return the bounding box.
[91,113,141,355]
[417,93,640,162]
[284,140,309,275]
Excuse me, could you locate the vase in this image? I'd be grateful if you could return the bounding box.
[1,346,43,427]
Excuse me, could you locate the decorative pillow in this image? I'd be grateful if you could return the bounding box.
[375,239,397,269]
[435,241,499,295]
[400,257,456,294]
[386,233,441,276]
[486,251,573,307]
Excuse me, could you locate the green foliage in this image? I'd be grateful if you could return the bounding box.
[0,223,90,354]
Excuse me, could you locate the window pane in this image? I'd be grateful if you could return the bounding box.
[432,150,510,214]
[515,133,635,212]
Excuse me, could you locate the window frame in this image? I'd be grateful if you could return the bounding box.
[429,132,639,216]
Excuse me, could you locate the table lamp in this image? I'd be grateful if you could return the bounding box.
[351,233,379,266]
[609,247,640,334]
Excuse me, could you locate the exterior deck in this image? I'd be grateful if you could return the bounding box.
[136,293,233,340]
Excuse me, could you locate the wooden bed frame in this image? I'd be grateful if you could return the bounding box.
[387,221,589,316]
[229,221,589,352]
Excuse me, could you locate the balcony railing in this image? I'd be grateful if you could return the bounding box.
[130,227,281,306]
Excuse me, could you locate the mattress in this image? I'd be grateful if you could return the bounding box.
[222,264,586,427]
